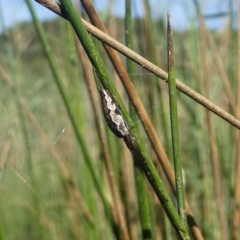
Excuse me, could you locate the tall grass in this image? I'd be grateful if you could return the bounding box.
[0,0,239,239]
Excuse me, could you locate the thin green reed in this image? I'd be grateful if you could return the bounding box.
[25,0,111,223]
[125,0,153,239]
[167,13,188,231]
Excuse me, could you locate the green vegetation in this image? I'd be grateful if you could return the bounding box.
[0,1,239,239]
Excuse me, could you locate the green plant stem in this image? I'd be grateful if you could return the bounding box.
[59,0,190,238]
[125,1,153,239]
[25,0,111,219]
[167,13,188,230]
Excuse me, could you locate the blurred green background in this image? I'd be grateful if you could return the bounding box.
[0,1,239,239]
